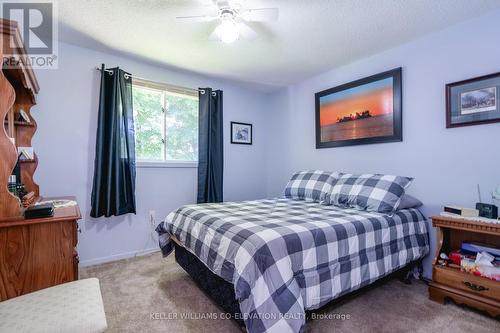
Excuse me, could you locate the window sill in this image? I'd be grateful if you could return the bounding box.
[137,161,198,169]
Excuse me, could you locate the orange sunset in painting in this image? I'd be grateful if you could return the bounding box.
[319,77,394,142]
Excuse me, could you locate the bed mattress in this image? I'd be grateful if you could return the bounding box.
[156,198,429,333]
[173,243,422,329]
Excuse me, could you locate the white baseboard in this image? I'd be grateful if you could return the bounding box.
[79,247,160,267]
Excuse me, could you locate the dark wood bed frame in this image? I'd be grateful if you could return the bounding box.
[171,236,424,328]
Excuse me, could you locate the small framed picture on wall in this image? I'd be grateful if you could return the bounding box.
[231,122,252,145]
[446,72,500,128]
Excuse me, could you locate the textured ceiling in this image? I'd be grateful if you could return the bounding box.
[57,0,500,91]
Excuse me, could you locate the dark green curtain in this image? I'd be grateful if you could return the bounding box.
[197,88,223,203]
[90,64,136,218]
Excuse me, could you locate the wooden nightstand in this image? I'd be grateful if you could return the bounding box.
[428,215,500,317]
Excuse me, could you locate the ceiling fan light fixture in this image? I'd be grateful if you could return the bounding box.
[215,19,240,43]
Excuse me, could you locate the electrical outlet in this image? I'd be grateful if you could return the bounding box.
[149,210,156,226]
[147,210,158,243]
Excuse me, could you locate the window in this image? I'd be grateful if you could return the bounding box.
[132,79,198,165]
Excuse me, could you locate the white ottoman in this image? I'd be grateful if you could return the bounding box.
[0,278,108,333]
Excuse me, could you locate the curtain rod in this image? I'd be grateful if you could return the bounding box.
[94,67,214,95]
[95,66,131,80]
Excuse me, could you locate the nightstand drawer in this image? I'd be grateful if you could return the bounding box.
[434,266,500,301]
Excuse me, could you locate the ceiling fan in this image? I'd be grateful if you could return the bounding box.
[176,0,279,43]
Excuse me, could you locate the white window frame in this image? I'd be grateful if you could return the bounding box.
[132,78,199,169]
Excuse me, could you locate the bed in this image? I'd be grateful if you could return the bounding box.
[156,197,429,333]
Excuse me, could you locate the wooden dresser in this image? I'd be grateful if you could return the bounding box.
[0,198,81,301]
[429,215,500,317]
[0,20,81,301]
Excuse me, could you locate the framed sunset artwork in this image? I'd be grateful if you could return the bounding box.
[315,68,402,148]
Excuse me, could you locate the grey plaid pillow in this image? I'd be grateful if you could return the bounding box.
[324,174,413,213]
[283,170,341,203]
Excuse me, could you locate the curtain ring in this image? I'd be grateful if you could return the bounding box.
[124,73,130,80]
[200,89,206,95]
[211,92,217,96]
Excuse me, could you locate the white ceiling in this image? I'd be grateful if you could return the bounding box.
[57,0,500,92]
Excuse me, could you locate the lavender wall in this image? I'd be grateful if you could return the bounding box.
[33,42,269,265]
[31,9,500,272]
[264,9,500,277]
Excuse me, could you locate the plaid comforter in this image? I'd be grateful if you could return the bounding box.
[156,198,429,333]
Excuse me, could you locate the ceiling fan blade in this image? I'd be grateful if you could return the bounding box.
[241,8,279,22]
[208,28,219,41]
[239,23,257,40]
[176,15,219,22]
[197,0,216,5]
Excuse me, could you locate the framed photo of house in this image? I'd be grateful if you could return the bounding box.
[315,68,402,148]
[230,121,252,145]
[446,72,500,128]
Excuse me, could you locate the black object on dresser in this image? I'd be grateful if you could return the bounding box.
[24,202,55,219]
[476,203,498,219]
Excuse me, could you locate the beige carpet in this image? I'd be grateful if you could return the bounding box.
[80,252,498,333]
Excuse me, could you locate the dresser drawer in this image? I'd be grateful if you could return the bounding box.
[433,266,500,301]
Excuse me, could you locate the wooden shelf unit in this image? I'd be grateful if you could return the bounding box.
[428,215,500,317]
[0,20,82,299]
[4,120,35,127]
[0,19,40,219]
[19,159,36,164]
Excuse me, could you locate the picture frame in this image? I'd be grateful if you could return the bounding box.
[315,68,402,149]
[230,121,252,145]
[446,72,500,128]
